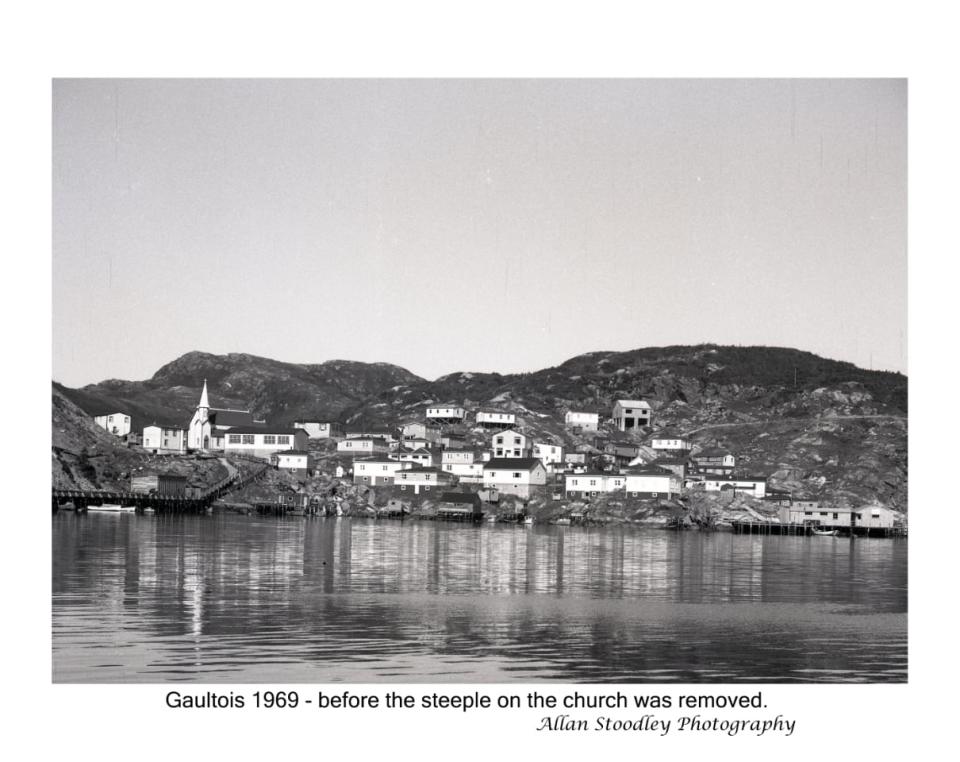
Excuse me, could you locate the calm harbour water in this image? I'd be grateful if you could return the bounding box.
[52,512,907,683]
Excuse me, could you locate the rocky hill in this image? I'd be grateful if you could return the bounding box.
[53,344,907,509]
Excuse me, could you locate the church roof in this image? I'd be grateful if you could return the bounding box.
[209,409,256,427]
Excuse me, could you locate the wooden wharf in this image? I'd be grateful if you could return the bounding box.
[731,520,906,538]
[52,457,270,515]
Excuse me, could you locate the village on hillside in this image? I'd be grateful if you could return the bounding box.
[75,378,905,536]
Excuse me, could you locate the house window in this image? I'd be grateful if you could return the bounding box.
[228,434,241,444]
[242,435,255,444]
[513,472,521,478]
[278,435,290,444]
[833,513,839,519]
[264,435,277,445]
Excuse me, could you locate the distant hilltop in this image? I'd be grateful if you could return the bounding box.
[54,344,906,433]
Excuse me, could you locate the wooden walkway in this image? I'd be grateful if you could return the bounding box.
[52,457,270,515]
[731,520,906,538]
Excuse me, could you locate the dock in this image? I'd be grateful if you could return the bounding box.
[731,520,906,538]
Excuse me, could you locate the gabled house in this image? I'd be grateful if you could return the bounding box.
[612,399,652,431]
[491,428,531,458]
[532,441,564,468]
[337,437,390,456]
[142,423,187,454]
[275,450,313,479]
[393,467,456,494]
[482,457,548,498]
[93,411,132,437]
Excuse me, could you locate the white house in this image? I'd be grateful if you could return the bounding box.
[94,411,132,437]
[223,427,310,460]
[276,450,313,479]
[532,442,564,467]
[397,437,431,452]
[390,447,436,469]
[691,448,736,473]
[703,475,767,498]
[441,450,485,482]
[650,434,691,452]
[491,428,531,458]
[564,472,626,498]
[394,467,457,494]
[625,467,683,498]
[293,421,344,439]
[142,424,186,454]
[482,458,548,498]
[475,410,516,428]
[353,457,412,486]
[564,411,599,432]
[426,406,466,423]
[337,437,390,456]
[612,400,652,431]
[400,422,440,443]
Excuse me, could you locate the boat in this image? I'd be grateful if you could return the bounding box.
[554,518,571,526]
[88,504,124,513]
[486,514,497,523]
[523,516,535,525]
[811,528,839,536]
[120,505,137,513]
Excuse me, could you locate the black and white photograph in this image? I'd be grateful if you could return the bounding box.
[50,77,908,686]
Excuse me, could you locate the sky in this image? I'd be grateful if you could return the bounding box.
[52,79,906,386]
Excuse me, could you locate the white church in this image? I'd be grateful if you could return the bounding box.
[187,380,263,452]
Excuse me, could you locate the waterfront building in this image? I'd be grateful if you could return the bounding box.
[93,411,132,437]
[612,400,652,431]
[435,492,483,520]
[129,472,188,496]
[142,423,187,454]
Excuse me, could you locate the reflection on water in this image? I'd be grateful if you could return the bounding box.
[52,513,906,683]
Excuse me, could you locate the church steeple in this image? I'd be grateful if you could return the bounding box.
[199,379,210,411]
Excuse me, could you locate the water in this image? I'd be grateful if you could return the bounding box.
[52,513,907,683]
